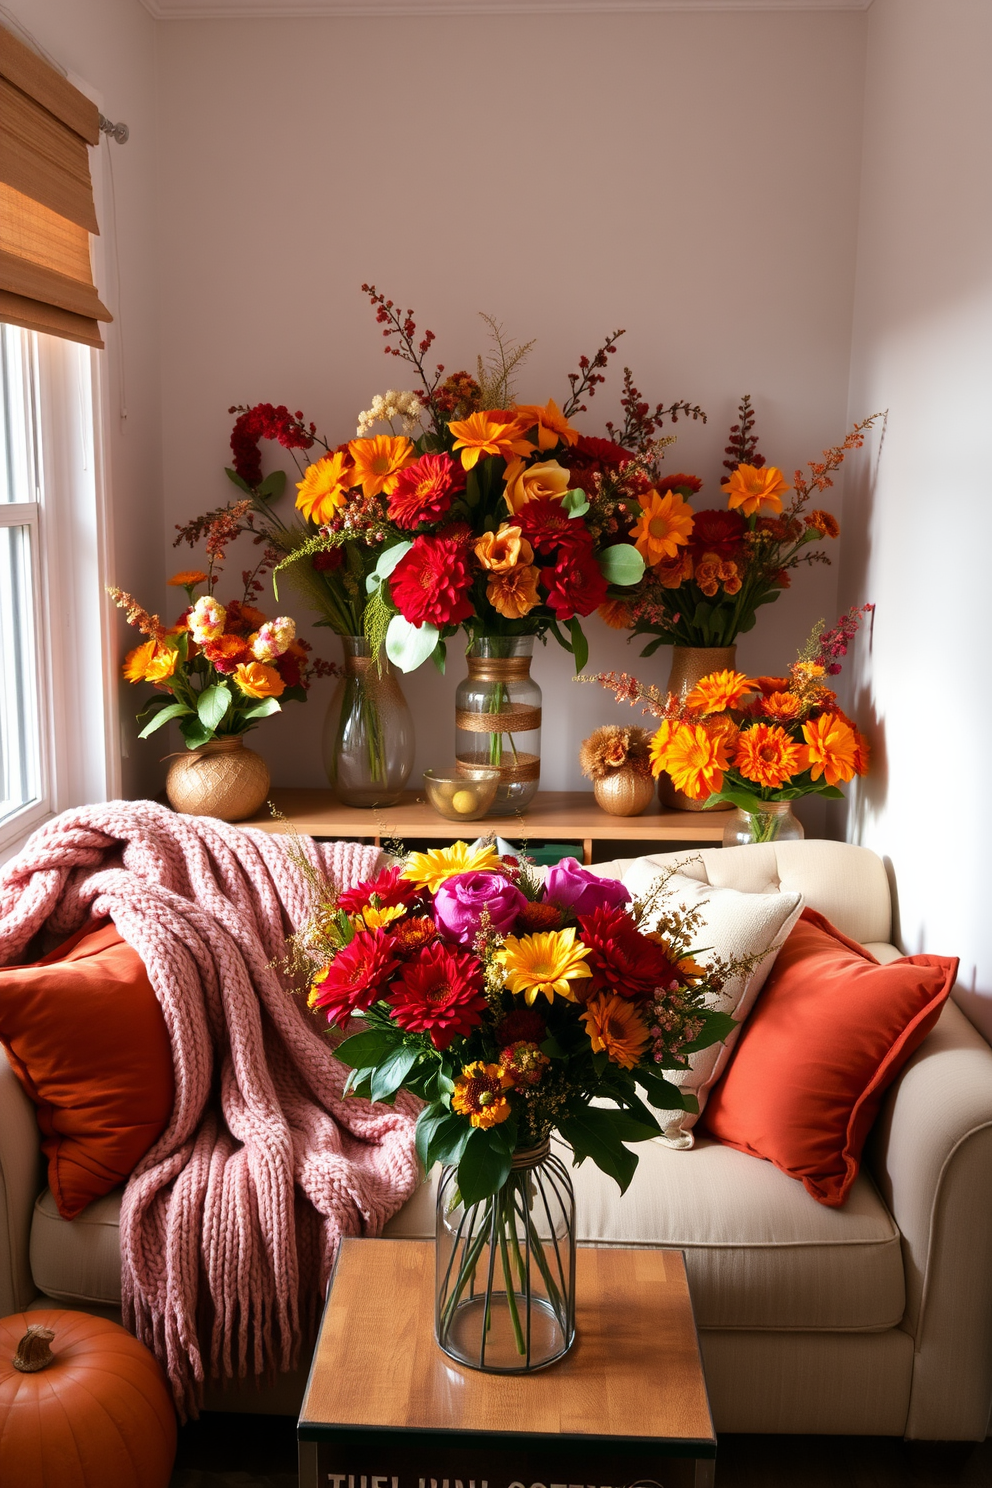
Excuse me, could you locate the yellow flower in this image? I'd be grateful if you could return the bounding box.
[123,638,167,684]
[581,993,650,1070]
[402,840,501,894]
[449,411,532,471]
[347,434,416,497]
[296,452,355,523]
[232,661,285,699]
[452,1062,514,1128]
[486,564,540,619]
[352,902,407,932]
[502,457,572,516]
[685,669,755,715]
[474,524,533,572]
[511,398,580,452]
[631,490,695,565]
[167,569,208,588]
[721,464,791,518]
[497,928,592,1005]
[143,645,178,684]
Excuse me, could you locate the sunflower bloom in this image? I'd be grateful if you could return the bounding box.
[402,840,501,894]
[685,669,755,715]
[497,928,593,1005]
[449,411,531,471]
[733,723,807,789]
[659,722,730,800]
[721,464,791,517]
[511,398,580,452]
[296,451,356,523]
[581,993,650,1070]
[631,490,695,565]
[803,712,859,786]
[347,434,416,497]
[452,1061,513,1129]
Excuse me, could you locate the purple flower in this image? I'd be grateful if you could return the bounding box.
[544,858,631,916]
[433,872,528,947]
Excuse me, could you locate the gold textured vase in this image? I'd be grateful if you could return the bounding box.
[659,645,737,813]
[165,737,270,822]
[593,768,655,817]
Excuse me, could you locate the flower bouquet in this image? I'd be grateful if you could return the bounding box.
[588,606,872,844]
[290,842,755,1370]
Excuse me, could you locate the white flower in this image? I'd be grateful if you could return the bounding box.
[188,595,226,644]
[251,617,295,662]
[356,389,422,438]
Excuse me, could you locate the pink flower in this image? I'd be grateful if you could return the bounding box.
[544,858,631,916]
[433,872,528,946]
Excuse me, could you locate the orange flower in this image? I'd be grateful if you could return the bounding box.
[511,398,580,452]
[655,721,729,799]
[648,718,677,777]
[734,723,807,789]
[232,661,285,699]
[685,669,755,715]
[167,569,208,588]
[449,411,531,471]
[347,434,415,497]
[631,490,695,565]
[598,598,633,629]
[123,638,176,684]
[803,712,859,786]
[486,565,540,619]
[852,728,871,777]
[807,509,840,538]
[759,690,803,721]
[502,456,571,516]
[722,464,791,517]
[474,524,534,572]
[581,993,650,1070]
[656,550,693,589]
[296,451,356,522]
[721,561,742,596]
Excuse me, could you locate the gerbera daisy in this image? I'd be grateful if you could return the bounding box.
[647,718,678,777]
[733,723,807,789]
[387,452,464,529]
[802,712,859,786]
[581,993,650,1070]
[630,490,695,565]
[658,722,730,800]
[451,1061,513,1129]
[721,463,791,517]
[390,915,438,955]
[296,451,356,523]
[338,864,421,914]
[347,434,416,497]
[511,398,580,451]
[514,901,563,935]
[448,411,531,471]
[496,928,592,1005]
[758,690,803,721]
[685,669,755,715]
[577,905,680,1000]
[388,942,487,1050]
[308,929,399,1026]
[499,1041,550,1088]
[402,841,501,894]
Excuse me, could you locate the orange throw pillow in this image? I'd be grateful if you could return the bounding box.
[700,908,957,1206]
[0,919,174,1219]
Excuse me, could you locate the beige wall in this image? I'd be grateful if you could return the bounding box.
[155,8,866,808]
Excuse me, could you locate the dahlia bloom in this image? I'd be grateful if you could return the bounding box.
[733,723,807,789]
[685,669,755,716]
[577,905,679,1000]
[803,712,859,786]
[389,536,475,629]
[388,942,487,1050]
[542,545,609,620]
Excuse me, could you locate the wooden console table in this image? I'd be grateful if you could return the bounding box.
[243,788,726,864]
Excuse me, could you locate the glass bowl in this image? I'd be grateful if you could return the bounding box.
[423,767,500,822]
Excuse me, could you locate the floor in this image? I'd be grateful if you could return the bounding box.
[169,1416,992,1488]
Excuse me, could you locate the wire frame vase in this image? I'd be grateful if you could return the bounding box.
[435,1142,575,1374]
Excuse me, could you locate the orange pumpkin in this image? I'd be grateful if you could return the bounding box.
[0,1309,177,1488]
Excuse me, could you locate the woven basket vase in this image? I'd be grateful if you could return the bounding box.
[165,737,270,822]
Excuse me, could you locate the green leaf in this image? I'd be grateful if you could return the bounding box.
[430,638,447,675]
[241,696,282,721]
[256,469,286,499]
[385,614,439,673]
[561,488,590,518]
[815,783,846,799]
[680,1009,737,1053]
[225,467,252,493]
[137,701,192,739]
[367,540,413,594]
[711,787,764,815]
[639,635,668,658]
[558,1109,638,1193]
[595,1106,662,1142]
[457,1127,514,1206]
[334,1027,402,1070]
[415,1104,452,1170]
[179,715,213,750]
[598,543,645,587]
[427,1111,474,1169]
[568,618,589,675]
[369,1044,420,1104]
[637,1068,689,1111]
[197,683,231,731]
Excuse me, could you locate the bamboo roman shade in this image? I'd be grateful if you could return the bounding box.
[0,24,112,348]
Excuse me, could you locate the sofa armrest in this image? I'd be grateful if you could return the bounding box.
[865,998,992,1439]
[0,1044,44,1313]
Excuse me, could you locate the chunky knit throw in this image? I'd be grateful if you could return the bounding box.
[0,801,420,1417]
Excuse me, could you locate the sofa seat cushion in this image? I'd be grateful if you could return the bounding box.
[30,1186,123,1306]
[384,1137,905,1333]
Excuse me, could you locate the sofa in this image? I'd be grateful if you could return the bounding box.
[2,840,991,1439]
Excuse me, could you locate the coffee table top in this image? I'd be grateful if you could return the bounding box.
[299,1238,715,1452]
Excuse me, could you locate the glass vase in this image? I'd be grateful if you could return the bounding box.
[322,636,415,808]
[723,799,805,847]
[455,636,541,815]
[435,1142,575,1374]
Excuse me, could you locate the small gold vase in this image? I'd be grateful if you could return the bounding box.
[593,768,655,817]
[165,737,270,822]
[659,644,737,813]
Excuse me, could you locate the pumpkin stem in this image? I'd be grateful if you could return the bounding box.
[13,1324,55,1372]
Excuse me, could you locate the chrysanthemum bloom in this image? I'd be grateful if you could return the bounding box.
[123,638,176,684]
[688,508,745,562]
[388,942,487,1050]
[402,841,501,894]
[202,634,251,674]
[721,463,791,517]
[499,1041,551,1088]
[685,669,755,715]
[167,569,208,589]
[631,490,695,565]
[387,452,464,529]
[296,451,356,524]
[347,434,416,497]
[497,928,593,1005]
[577,906,680,1000]
[495,1006,547,1044]
[309,929,400,1025]
[581,993,650,1070]
[338,864,421,914]
[188,595,226,644]
[807,509,840,539]
[759,690,803,721]
[502,457,572,517]
[734,723,807,789]
[251,617,296,663]
[449,411,531,471]
[390,536,475,629]
[542,545,609,620]
[474,524,534,573]
[232,661,285,699]
[511,399,580,452]
[659,723,730,799]
[598,598,634,630]
[487,564,541,620]
[647,718,677,777]
[451,1062,513,1129]
[803,712,859,786]
[390,915,438,955]
[514,901,563,935]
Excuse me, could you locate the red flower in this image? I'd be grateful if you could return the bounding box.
[570,435,635,467]
[542,545,608,620]
[387,942,487,1050]
[387,453,465,530]
[390,915,438,955]
[688,508,745,562]
[228,403,316,487]
[577,905,680,1000]
[312,548,343,572]
[310,929,399,1026]
[495,1007,547,1045]
[390,536,475,628]
[657,473,703,497]
[338,864,420,914]
[514,901,563,934]
[516,498,590,556]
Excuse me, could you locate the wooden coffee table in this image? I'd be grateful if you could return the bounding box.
[299,1238,716,1488]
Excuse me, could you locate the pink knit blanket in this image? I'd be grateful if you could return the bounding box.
[0,801,420,1416]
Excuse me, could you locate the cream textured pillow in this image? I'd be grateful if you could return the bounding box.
[619,863,804,1148]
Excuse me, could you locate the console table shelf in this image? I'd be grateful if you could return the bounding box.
[244,788,726,864]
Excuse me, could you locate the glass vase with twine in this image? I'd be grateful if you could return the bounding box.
[723,798,805,847]
[455,636,541,815]
[322,636,415,808]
